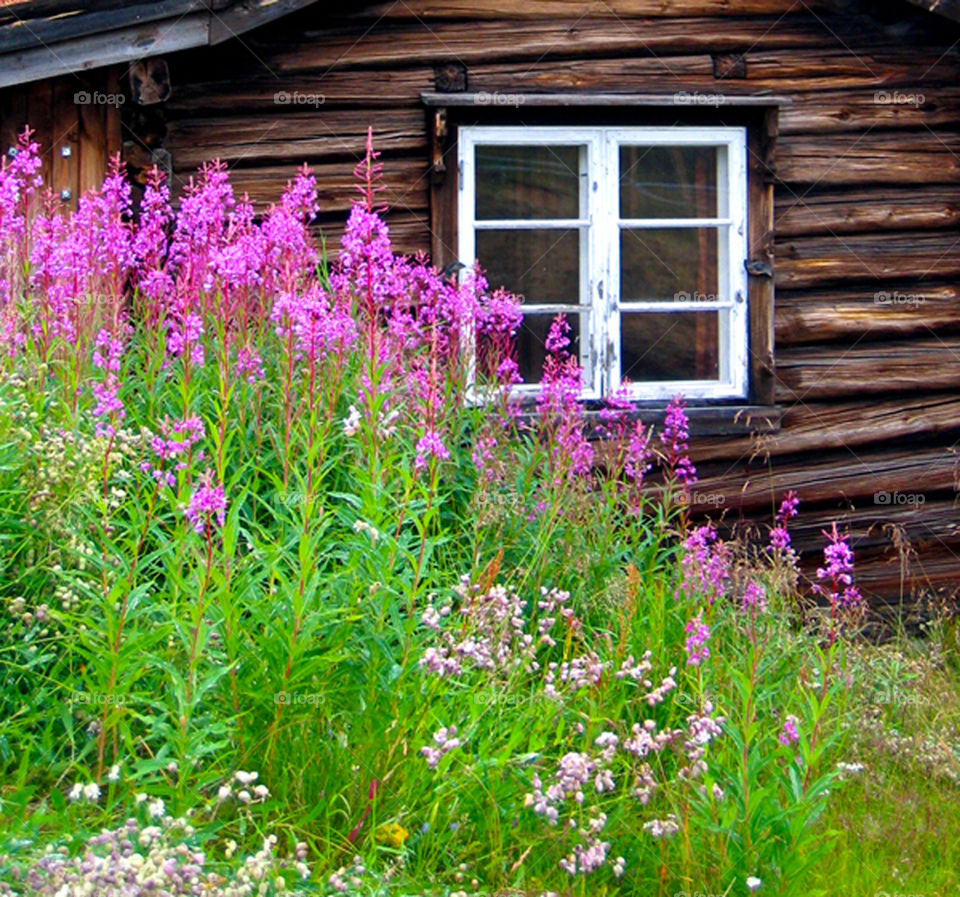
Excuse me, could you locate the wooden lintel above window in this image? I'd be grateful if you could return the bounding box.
[420,91,792,108]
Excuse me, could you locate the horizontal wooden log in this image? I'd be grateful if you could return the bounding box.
[695,445,956,514]
[738,48,960,89]
[166,109,426,169]
[774,232,960,289]
[774,186,960,236]
[776,339,960,400]
[689,395,960,464]
[788,497,960,556]
[775,285,960,344]
[262,17,880,72]
[179,157,429,214]
[777,132,960,186]
[779,89,960,135]
[336,0,831,18]
[167,70,434,112]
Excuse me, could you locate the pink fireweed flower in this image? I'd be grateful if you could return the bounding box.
[661,394,697,486]
[0,128,43,235]
[92,328,124,373]
[471,433,499,482]
[167,160,235,281]
[91,329,125,436]
[185,470,227,534]
[596,384,652,513]
[769,489,800,553]
[257,164,320,298]
[77,155,135,291]
[684,612,711,666]
[144,416,205,487]
[814,522,864,612]
[331,205,395,318]
[235,344,265,384]
[414,429,450,472]
[132,166,173,308]
[741,581,768,612]
[625,421,653,485]
[536,315,593,480]
[91,380,124,437]
[778,714,800,746]
[272,284,358,364]
[777,489,800,523]
[166,313,205,367]
[474,280,523,385]
[675,523,730,604]
[0,130,42,349]
[597,383,634,435]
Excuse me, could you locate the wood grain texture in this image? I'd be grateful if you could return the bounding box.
[775,232,960,288]
[776,339,960,400]
[774,186,960,236]
[775,285,960,344]
[166,109,427,169]
[695,445,957,513]
[689,396,960,463]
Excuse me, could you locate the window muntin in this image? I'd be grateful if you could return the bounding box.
[459,126,748,401]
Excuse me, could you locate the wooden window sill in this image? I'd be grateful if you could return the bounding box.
[515,403,782,437]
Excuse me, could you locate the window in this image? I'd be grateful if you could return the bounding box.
[458,126,749,401]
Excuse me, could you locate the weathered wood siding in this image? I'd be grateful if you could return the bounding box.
[9,0,960,610]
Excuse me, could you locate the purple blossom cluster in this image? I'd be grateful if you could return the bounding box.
[536,316,594,482]
[141,416,205,488]
[769,489,800,553]
[684,612,711,666]
[814,522,864,613]
[597,384,653,514]
[741,581,768,612]
[660,395,697,486]
[675,523,730,605]
[91,328,126,436]
[185,470,227,535]
[525,754,620,879]
[779,714,800,747]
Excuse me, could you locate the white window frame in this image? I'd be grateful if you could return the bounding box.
[459,125,749,402]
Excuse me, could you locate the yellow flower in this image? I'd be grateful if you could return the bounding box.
[374,822,409,848]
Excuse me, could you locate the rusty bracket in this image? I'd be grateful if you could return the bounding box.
[431,108,448,175]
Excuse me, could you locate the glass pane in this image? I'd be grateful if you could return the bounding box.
[517,313,582,386]
[620,145,720,219]
[620,227,720,302]
[620,312,719,382]
[476,145,581,220]
[477,229,582,305]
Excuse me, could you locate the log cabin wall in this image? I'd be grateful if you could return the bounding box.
[10,0,960,614]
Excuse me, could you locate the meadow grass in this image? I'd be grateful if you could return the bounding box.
[0,127,956,897]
